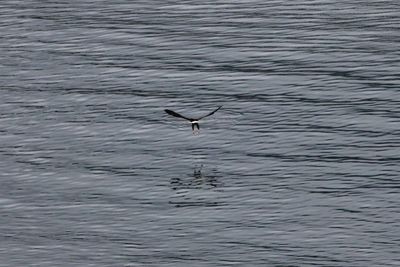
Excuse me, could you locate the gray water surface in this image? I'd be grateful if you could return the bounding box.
[1,1,400,266]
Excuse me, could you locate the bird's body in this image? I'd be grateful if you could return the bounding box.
[164,106,222,133]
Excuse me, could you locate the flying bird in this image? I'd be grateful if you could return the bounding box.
[164,106,222,133]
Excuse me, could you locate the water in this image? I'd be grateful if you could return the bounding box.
[1,0,399,266]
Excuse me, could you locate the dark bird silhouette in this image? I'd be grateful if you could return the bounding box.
[164,106,222,132]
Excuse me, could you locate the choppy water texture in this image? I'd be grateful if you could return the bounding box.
[1,1,400,266]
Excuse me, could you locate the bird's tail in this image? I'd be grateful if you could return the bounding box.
[192,123,200,131]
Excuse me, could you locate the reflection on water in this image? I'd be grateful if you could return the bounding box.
[170,165,222,190]
[169,165,223,207]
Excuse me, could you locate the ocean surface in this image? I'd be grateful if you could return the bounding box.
[1,1,399,266]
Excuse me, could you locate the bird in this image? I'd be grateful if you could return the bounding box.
[164,106,222,133]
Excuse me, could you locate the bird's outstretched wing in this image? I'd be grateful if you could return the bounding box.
[197,106,222,120]
[164,109,191,121]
